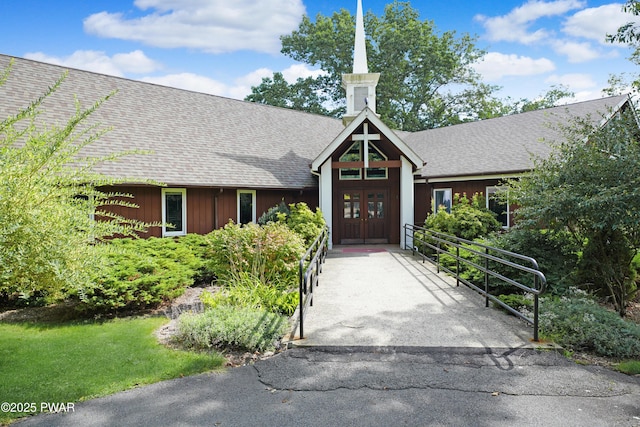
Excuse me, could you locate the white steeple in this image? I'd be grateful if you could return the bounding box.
[342,0,380,126]
[353,0,368,74]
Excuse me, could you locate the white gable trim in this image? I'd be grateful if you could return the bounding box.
[311,107,424,172]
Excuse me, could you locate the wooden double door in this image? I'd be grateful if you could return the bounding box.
[340,189,389,244]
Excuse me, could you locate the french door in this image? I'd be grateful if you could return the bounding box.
[341,189,388,244]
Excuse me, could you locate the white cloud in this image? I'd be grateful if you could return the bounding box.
[112,50,161,73]
[545,72,596,90]
[562,3,640,45]
[473,52,556,81]
[475,0,585,44]
[551,40,600,63]
[139,63,325,100]
[83,0,306,54]
[24,50,162,77]
[140,73,229,95]
[281,63,327,82]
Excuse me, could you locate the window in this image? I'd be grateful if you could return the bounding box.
[433,188,452,214]
[237,190,256,224]
[339,140,388,180]
[365,142,388,180]
[487,186,509,228]
[339,142,362,180]
[162,188,187,237]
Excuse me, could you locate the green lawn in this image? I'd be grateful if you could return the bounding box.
[0,316,224,424]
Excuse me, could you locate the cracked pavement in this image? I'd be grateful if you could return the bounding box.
[16,346,640,427]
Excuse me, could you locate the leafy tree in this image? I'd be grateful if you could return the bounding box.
[0,61,156,305]
[245,72,336,116]
[475,86,575,120]
[247,1,498,131]
[607,0,640,45]
[508,108,640,316]
[605,1,640,95]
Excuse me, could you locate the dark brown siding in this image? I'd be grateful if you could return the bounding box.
[422,178,514,227]
[414,183,430,226]
[186,188,215,234]
[99,186,163,237]
[100,185,321,238]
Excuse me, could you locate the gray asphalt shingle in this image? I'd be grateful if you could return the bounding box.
[404,95,629,179]
[0,55,345,189]
[0,55,630,186]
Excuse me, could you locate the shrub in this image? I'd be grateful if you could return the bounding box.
[174,305,289,353]
[258,201,290,225]
[200,272,298,316]
[496,293,534,316]
[279,202,326,246]
[424,193,500,241]
[575,229,638,316]
[486,228,579,296]
[540,292,640,359]
[205,221,306,287]
[175,233,217,285]
[74,237,202,312]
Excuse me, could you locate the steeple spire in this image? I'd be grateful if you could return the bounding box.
[341,0,380,126]
[353,0,368,74]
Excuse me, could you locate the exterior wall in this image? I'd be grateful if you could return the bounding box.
[100,185,320,238]
[416,178,514,227]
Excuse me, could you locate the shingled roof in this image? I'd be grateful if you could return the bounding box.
[0,54,632,188]
[403,94,630,180]
[0,54,345,189]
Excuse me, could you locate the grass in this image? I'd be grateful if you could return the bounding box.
[615,360,640,375]
[0,316,224,424]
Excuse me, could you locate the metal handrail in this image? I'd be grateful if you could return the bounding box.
[404,224,547,341]
[297,226,329,339]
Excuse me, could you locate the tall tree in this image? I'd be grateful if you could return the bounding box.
[508,108,640,316]
[247,1,498,131]
[605,0,640,94]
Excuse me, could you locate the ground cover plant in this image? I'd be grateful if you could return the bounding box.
[539,290,640,359]
[173,305,289,353]
[0,317,224,424]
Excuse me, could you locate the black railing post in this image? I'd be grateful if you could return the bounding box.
[533,274,539,342]
[299,257,304,339]
[456,245,460,287]
[484,247,490,308]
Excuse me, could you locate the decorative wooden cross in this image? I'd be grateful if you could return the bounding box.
[351,122,380,168]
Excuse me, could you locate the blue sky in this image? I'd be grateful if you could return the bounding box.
[1,0,639,103]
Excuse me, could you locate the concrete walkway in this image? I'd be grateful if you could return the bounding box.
[294,245,542,349]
